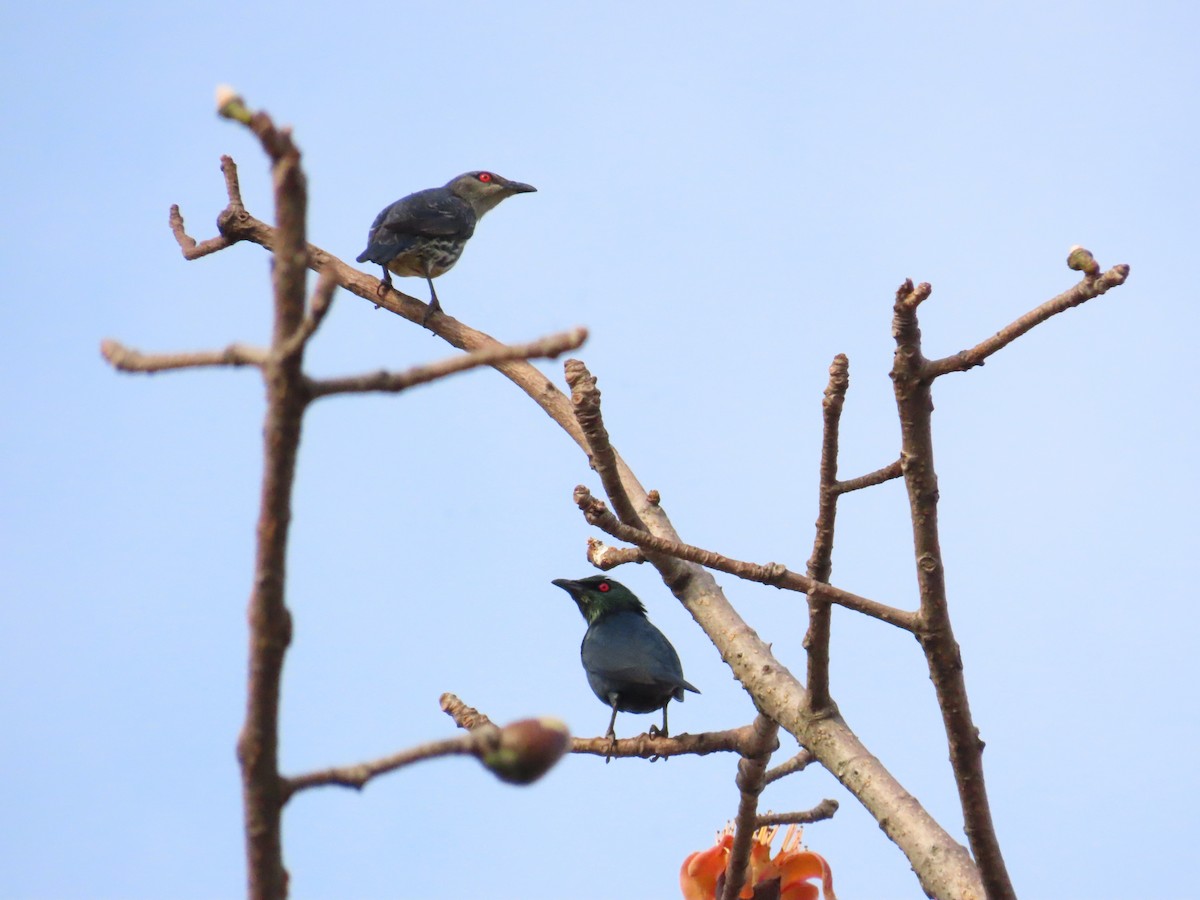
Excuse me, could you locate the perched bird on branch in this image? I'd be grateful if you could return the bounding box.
[552,576,700,744]
[356,171,536,323]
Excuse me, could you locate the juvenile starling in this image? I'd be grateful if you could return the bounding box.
[355,171,536,323]
[551,576,700,742]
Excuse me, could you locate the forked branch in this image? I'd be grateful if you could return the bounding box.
[926,248,1129,377]
[573,485,917,630]
[884,252,1129,900]
[721,715,782,900]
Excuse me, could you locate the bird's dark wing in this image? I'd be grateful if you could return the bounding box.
[356,189,476,266]
[356,232,419,266]
[586,663,673,690]
[582,612,698,693]
[377,189,476,239]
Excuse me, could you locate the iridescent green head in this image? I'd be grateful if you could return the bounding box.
[551,576,646,626]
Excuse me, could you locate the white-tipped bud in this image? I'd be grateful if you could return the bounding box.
[215,84,240,111]
[1066,245,1099,276]
[215,85,253,124]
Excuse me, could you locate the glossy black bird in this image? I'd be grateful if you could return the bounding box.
[552,576,699,742]
[355,171,536,323]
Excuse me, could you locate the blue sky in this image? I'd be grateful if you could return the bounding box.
[3,2,1197,898]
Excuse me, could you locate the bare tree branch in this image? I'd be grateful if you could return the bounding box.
[808,354,849,583]
[307,328,587,400]
[276,270,339,361]
[572,729,749,760]
[440,692,495,730]
[442,692,752,761]
[167,145,248,259]
[764,749,815,785]
[283,736,477,797]
[891,277,1014,900]
[219,97,308,900]
[170,203,235,259]
[834,458,903,494]
[925,253,1130,378]
[219,154,246,209]
[285,694,574,796]
[804,355,849,712]
[754,800,840,828]
[721,715,781,900]
[585,537,646,569]
[100,339,267,373]
[574,486,918,630]
[564,359,647,530]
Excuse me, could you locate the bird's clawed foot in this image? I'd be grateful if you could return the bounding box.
[372,276,391,310]
[421,276,444,328]
[603,729,617,764]
[647,725,670,762]
[421,298,442,327]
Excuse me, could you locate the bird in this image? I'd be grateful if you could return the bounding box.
[551,576,699,746]
[355,171,536,323]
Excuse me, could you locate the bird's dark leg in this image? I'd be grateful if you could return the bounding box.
[373,267,394,309]
[604,697,620,763]
[376,267,393,297]
[421,273,443,325]
[649,702,670,738]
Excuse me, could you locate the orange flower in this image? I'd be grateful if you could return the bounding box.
[680,824,835,900]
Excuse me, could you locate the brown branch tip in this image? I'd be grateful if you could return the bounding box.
[586,537,645,570]
[895,279,933,311]
[440,693,495,731]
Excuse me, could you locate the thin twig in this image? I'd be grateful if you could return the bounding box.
[101,339,267,373]
[764,749,814,784]
[834,459,903,494]
[277,270,339,361]
[307,328,587,400]
[220,154,245,209]
[925,257,1130,378]
[440,693,495,730]
[754,800,840,828]
[564,360,647,529]
[721,715,781,900]
[585,537,645,570]
[283,736,476,798]
[807,355,849,583]
[169,204,234,259]
[804,355,849,711]
[574,486,917,630]
[287,696,577,797]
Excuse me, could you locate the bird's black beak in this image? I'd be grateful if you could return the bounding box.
[504,179,537,194]
[551,578,582,596]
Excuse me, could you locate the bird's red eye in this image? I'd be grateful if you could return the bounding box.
[477,172,493,183]
[598,581,610,592]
